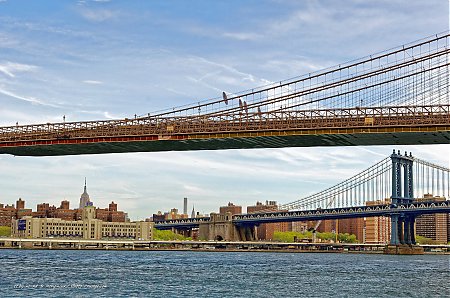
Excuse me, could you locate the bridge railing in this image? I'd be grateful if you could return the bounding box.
[0,32,449,143]
[0,104,449,143]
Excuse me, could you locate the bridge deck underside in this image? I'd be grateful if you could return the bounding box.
[1,127,449,156]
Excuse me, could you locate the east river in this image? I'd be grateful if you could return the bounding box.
[0,250,449,297]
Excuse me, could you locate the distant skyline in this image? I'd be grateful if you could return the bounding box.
[0,0,449,219]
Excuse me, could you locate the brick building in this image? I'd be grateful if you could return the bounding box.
[12,206,153,240]
[219,202,242,215]
[364,199,391,244]
[338,218,365,243]
[415,196,448,244]
[95,201,126,222]
[1,184,128,226]
[247,201,291,240]
[0,203,16,227]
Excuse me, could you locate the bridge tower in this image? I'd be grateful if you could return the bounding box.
[390,150,415,245]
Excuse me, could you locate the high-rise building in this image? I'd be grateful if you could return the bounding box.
[60,200,70,210]
[109,201,118,212]
[191,206,196,218]
[79,178,92,209]
[364,199,391,244]
[183,197,188,215]
[247,201,290,240]
[447,213,450,243]
[291,221,309,233]
[316,220,336,233]
[338,218,365,243]
[415,196,448,244]
[219,202,242,215]
[16,198,25,210]
[0,204,16,227]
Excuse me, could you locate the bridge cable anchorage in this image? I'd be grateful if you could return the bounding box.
[0,32,449,155]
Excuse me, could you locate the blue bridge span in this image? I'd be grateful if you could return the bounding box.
[155,150,450,246]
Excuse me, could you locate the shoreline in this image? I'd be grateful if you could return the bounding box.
[1,246,449,255]
[1,237,449,255]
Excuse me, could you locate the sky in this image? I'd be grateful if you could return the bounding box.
[0,0,449,220]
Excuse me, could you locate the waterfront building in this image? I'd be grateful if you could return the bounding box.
[12,206,153,240]
[219,202,242,215]
[316,220,336,234]
[16,198,25,209]
[0,181,128,225]
[364,199,391,244]
[0,204,16,226]
[448,212,450,243]
[415,195,448,244]
[95,201,127,222]
[291,221,309,233]
[338,218,365,243]
[247,201,290,240]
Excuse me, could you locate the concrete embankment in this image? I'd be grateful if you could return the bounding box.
[1,238,448,254]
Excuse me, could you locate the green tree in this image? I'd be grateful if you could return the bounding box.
[338,233,357,243]
[273,231,311,242]
[153,229,191,241]
[415,235,435,245]
[273,231,359,243]
[0,226,11,237]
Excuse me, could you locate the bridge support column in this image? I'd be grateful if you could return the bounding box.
[404,215,416,245]
[409,216,416,245]
[398,216,404,245]
[403,216,411,245]
[389,151,415,246]
[390,214,400,245]
[236,225,256,241]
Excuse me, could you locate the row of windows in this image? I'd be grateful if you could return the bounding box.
[45,223,84,227]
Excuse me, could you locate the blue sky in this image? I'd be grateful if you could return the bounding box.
[0,0,449,219]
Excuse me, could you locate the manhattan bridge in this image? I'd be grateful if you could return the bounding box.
[0,32,449,246]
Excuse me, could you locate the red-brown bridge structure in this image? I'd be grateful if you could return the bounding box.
[0,32,449,156]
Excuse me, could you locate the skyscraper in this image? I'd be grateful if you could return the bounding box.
[183,197,188,215]
[79,178,92,209]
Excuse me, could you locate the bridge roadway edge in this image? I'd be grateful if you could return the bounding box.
[1,128,449,156]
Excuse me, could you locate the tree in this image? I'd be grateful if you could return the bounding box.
[0,226,11,237]
[153,229,191,241]
[415,235,435,245]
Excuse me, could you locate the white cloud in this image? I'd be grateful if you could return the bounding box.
[0,87,58,107]
[0,62,37,78]
[82,80,102,84]
[78,8,117,22]
[222,32,262,41]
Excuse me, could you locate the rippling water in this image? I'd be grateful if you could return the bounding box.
[0,249,449,297]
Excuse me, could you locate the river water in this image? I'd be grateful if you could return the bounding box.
[0,249,449,297]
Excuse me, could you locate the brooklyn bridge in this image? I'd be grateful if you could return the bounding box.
[0,32,448,156]
[0,33,449,250]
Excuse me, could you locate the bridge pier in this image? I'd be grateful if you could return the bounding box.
[389,150,414,246]
[403,215,416,245]
[386,151,422,254]
[198,213,256,241]
[390,214,400,245]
